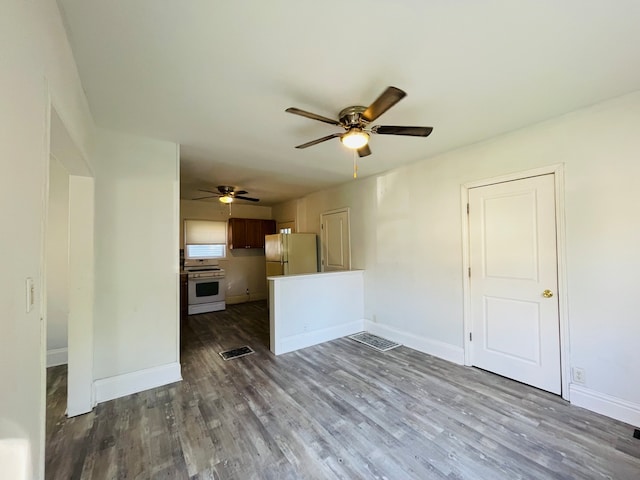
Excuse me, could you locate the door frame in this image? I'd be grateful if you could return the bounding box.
[460,164,570,400]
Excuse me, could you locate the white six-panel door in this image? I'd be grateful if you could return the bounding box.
[469,174,561,394]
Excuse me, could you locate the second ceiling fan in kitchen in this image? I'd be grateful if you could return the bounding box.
[193,185,259,203]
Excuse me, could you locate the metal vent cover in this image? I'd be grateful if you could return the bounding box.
[219,345,254,361]
[348,332,400,352]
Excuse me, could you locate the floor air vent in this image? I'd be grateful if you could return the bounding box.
[219,346,254,361]
[348,332,401,352]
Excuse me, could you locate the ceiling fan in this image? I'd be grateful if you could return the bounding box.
[286,86,433,158]
[193,186,259,203]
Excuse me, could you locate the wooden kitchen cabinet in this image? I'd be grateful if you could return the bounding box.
[227,218,248,249]
[257,219,277,245]
[228,218,276,249]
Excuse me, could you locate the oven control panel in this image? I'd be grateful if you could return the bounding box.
[187,269,225,279]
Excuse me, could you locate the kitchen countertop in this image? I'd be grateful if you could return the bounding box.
[267,269,363,281]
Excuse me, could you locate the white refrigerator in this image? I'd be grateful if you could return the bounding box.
[265,233,318,276]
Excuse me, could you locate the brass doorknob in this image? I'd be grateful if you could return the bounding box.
[542,289,554,298]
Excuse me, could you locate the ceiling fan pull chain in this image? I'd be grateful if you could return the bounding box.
[353,150,358,179]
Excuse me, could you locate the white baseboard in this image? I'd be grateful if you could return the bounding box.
[569,384,640,427]
[93,362,182,405]
[226,292,268,305]
[46,347,68,367]
[362,320,465,365]
[275,320,364,355]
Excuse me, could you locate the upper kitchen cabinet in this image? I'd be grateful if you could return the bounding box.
[228,218,276,249]
[254,219,277,247]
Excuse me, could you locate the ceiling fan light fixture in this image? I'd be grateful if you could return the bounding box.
[341,129,369,149]
[219,195,233,204]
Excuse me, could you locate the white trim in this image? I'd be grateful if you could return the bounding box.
[553,167,571,401]
[461,164,571,400]
[460,184,472,365]
[40,86,52,480]
[462,164,565,189]
[275,320,364,356]
[46,348,68,367]
[570,384,640,427]
[363,320,465,365]
[174,145,181,365]
[93,362,182,405]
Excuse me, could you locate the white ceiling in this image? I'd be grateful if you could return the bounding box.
[58,0,640,206]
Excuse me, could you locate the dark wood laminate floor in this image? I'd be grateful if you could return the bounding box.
[47,301,640,479]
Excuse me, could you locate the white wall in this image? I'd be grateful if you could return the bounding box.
[93,129,180,388]
[0,0,95,477]
[180,200,273,302]
[274,91,640,424]
[269,271,365,355]
[271,200,298,231]
[46,155,70,366]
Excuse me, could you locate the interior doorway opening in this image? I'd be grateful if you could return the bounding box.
[44,107,95,430]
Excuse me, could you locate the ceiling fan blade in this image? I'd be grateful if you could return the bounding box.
[362,86,407,122]
[372,125,433,137]
[198,189,220,194]
[234,195,260,202]
[234,190,248,195]
[192,195,218,200]
[294,132,342,149]
[285,107,341,126]
[358,144,371,157]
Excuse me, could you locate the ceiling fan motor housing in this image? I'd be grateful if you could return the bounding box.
[338,106,368,128]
